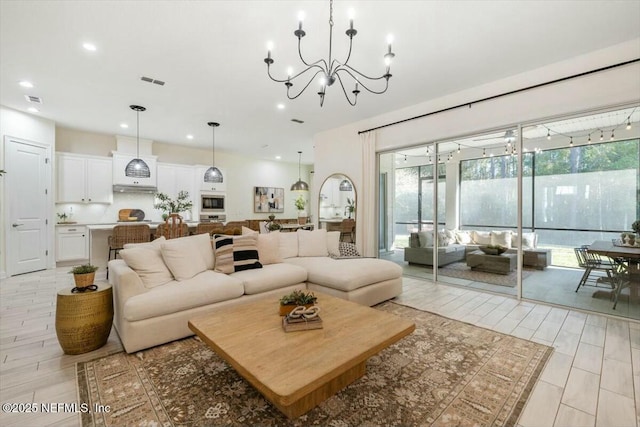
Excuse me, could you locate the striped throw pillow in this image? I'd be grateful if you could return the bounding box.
[213,234,262,274]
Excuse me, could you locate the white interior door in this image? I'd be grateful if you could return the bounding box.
[6,137,50,275]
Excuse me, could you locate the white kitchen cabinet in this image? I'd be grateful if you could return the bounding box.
[196,166,226,192]
[112,152,157,187]
[56,225,88,261]
[157,163,196,215]
[56,153,113,203]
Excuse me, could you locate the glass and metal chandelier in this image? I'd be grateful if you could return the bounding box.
[264,0,395,107]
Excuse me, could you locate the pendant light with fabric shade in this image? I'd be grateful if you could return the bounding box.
[125,105,151,178]
[290,151,309,191]
[204,122,223,183]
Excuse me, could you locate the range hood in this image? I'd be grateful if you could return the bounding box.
[113,184,157,194]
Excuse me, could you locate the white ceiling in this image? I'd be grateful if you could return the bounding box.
[1,1,639,164]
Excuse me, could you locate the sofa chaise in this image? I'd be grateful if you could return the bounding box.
[109,229,402,353]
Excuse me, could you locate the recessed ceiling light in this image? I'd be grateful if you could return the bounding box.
[19,81,34,88]
[120,123,129,129]
[277,103,285,110]
[186,134,194,140]
[27,107,39,113]
[275,155,282,160]
[82,42,97,51]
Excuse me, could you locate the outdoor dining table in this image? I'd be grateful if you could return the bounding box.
[588,240,640,302]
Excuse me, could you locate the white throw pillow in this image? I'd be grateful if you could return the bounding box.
[161,237,208,281]
[298,229,329,257]
[491,231,512,248]
[242,226,258,236]
[257,231,283,265]
[437,231,450,247]
[417,231,434,248]
[472,231,492,245]
[444,229,457,245]
[170,233,215,270]
[119,246,173,289]
[279,232,299,259]
[522,232,537,249]
[327,231,340,257]
[455,230,472,245]
[123,235,165,250]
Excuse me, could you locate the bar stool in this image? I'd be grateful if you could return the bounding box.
[155,214,189,239]
[107,224,150,279]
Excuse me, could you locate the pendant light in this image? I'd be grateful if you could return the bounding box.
[290,151,309,191]
[204,122,223,183]
[339,179,353,191]
[125,105,151,178]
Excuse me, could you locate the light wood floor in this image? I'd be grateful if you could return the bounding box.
[1,268,639,426]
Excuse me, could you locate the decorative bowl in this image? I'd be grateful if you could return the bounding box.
[479,245,507,255]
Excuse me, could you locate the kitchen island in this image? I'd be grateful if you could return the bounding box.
[85,222,199,269]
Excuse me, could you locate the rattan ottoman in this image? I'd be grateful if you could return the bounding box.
[55,284,114,355]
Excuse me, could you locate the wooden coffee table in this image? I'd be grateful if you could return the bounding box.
[188,293,415,419]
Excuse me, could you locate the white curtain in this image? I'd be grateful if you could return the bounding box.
[359,131,377,257]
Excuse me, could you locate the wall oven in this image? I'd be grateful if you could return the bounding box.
[201,193,225,213]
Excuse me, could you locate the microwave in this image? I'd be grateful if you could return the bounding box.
[201,193,225,213]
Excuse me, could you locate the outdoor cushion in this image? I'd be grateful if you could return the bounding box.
[473,231,492,245]
[491,230,512,248]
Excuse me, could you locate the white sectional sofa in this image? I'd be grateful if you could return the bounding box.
[109,229,402,353]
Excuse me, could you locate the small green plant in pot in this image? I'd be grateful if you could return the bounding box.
[69,264,98,288]
[294,195,308,224]
[279,290,317,316]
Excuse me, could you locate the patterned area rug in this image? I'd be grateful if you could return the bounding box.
[77,302,552,427]
[405,262,533,287]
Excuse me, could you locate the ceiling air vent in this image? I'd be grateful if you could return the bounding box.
[291,119,304,124]
[24,95,42,104]
[140,76,165,86]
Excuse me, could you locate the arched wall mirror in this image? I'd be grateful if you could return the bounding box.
[318,174,357,243]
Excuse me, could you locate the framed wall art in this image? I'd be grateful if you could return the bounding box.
[254,187,284,213]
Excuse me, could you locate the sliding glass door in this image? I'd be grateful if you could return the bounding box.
[378,104,640,319]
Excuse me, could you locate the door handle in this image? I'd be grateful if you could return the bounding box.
[12,223,24,227]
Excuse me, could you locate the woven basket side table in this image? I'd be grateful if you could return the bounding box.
[55,284,114,355]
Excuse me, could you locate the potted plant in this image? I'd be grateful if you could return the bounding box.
[57,212,68,223]
[632,220,640,235]
[154,191,193,220]
[69,264,99,288]
[346,198,355,219]
[279,290,317,316]
[294,194,307,225]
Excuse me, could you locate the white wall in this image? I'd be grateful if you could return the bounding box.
[0,106,56,277]
[313,39,640,255]
[55,127,312,224]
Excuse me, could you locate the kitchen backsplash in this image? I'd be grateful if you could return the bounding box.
[55,193,194,224]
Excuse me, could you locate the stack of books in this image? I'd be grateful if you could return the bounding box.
[282,314,323,332]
